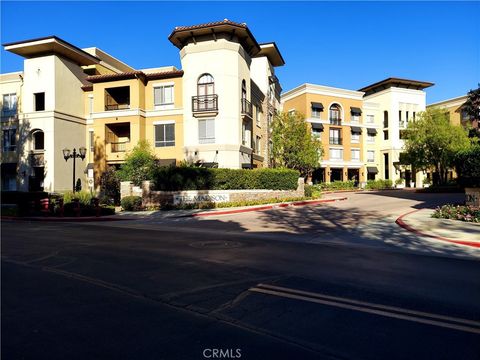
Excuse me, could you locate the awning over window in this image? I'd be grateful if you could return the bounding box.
[242,163,253,169]
[367,128,377,135]
[311,123,324,130]
[311,102,324,111]
[351,126,362,133]
[350,107,362,115]
[200,162,218,168]
[367,167,378,174]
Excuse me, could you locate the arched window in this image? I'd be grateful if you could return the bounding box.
[197,74,214,96]
[31,130,44,150]
[329,104,342,125]
[241,80,247,100]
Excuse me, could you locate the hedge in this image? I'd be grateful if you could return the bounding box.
[317,181,356,191]
[365,179,393,190]
[121,196,143,211]
[153,167,299,191]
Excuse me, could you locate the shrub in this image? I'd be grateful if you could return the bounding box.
[318,181,355,191]
[432,204,480,223]
[153,167,299,191]
[100,166,121,205]
[1,191,49,215]
[63,190,95,205]
[395,178,404,186]
[118,141,159,186]
[455,145,480,187]
[121,196,143,211]
[304,184,322,198]
[61,203,115,217]
[365,179,393,190]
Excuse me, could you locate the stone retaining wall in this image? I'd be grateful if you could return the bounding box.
[120,178,305,206]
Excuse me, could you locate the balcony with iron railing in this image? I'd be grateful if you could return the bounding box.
[241,98,253,118]
[329,137,342,145]
[192,95,218,113]
[329,118,342,125]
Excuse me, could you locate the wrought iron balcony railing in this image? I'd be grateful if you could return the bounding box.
[329,137,342,145]
[192,95,218,112]
[241,98,253,117]
[329,118,342,125]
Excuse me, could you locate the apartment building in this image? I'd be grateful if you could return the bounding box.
[427,94,478,131]
[281,78,433,186]
[281,84,380,184]
[1,19,284,192]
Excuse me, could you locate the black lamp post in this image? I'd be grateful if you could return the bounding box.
[63,147,87,192]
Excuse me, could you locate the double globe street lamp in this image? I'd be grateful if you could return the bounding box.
[62,147,87,192]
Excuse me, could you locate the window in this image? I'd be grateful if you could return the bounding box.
[255,105,261,127]
[197,74,214,96]
[351,149,360,161]
[329,128,341,145]
[242,121,252,147]
[88,96,94,115]
[199,119,215,144]
[241,80,247,100]
[2,128,16,151]
[34,92,45,111]
[351,132,360,143]
[351,114,360,123]
[312,107,322,118]
[2,93,17,114]
[366,115,375,124]
[406,111,409,122]
[383,130,389,140]
[367,133,375,143]
[89,131,94,152]
[399,130,407,140]
[288,109,296,115]
[413,112,416,121]
[383,110,388,128]
[399,110,402,122]
[154,85,174,106]
[155,123,175,147]
[329,104,341,125]
[255,135,261,154]
[329,148,343,160]
[367,150,375,163]
[32,130,44,150]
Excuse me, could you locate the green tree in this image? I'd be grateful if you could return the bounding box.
[270,111,323,177]
[402,108,474,185]
[463,85,480,137]
[118,140,158,186]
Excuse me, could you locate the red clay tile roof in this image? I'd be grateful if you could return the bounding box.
[85,70,184,84]
[172,19,247,32]
[81,84,93,91]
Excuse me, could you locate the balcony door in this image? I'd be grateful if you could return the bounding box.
[197,74,214,111]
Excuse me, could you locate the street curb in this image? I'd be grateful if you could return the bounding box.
[1,215,134,222]
[395,209,480,248]
[189,197,347,217]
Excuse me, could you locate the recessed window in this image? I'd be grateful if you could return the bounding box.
[329,148,343,160]
[255,135,261,154]
[366,115,375,124]
[2,128,16,151]
[34,92,45,111]
[32,130,44,150]
[351,133,360,144]
[154,85,174,106]
[367,133,375,143]
[2,93,17,115]
[329,128,342,145]
[155,123,175,147]
[199,119,215,144]
[329,104,342,125]
[351,149,360,161]
[383,130,389,140]
[367,150,375,162]
[383,111,389,128]
[255,105,261,126]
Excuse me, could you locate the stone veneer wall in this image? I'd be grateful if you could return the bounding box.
[120,178,305,206]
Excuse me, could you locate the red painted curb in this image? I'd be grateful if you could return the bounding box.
[395,210,480,248]
[1,215,133,222]
[191,197,347,217]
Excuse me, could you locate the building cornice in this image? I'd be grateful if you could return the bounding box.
[281,83,364,103]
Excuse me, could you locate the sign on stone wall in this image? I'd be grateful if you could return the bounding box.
[173,192,230,205]
[465,188,480,207]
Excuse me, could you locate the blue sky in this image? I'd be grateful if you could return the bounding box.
[1,1,479,103]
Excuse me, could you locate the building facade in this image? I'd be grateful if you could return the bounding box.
[281,78,434,186]
[1,20,284,192]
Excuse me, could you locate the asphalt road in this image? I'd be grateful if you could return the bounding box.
[2,191,480,359]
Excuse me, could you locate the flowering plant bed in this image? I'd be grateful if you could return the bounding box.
[432,204,480,223]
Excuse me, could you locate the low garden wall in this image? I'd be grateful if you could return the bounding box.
[121,179,305,207]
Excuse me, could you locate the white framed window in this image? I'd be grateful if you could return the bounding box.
[351,114,360,123]
[155,123,175,147]
[367,133,375,143]
[255,135,261,154]
[367,150,375,163]
[366,115,375,124]
[2,128,16,151]
[329,148,343,160]
[329,128,342,145]
[312,108,322,118]
[351,149,360,161]
[2,93,17,114]
[154,85,174,106]
[199,119,215,144]
[88,95,94,115]
[351,133,360,143]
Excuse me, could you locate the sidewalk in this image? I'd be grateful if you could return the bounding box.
[396,209,480,248]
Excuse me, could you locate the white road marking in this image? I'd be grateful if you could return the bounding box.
[249,284,480,334]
